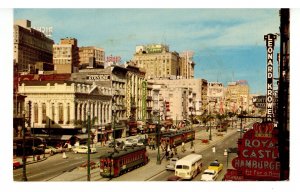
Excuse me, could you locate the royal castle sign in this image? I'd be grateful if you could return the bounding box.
[225,122,280,181]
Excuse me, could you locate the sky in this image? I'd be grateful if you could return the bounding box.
[14,8,281,94]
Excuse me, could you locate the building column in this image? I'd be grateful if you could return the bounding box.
[70,101,75,124]
[63,102,68,125]
[77,102,81,122]
[55,102,59,124]
[96,102,100,126]
[86,102,90,120]
[38,102,43,125]
[91,102,94,121]
[100,103,105,125]
[47,101,52,128]
[81,103,85,122]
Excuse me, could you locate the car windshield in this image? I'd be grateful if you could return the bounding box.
[210,162,219,166]
[204,171,214,175]
[176,165,189,169]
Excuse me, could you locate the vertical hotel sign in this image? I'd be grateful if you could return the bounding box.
[264,34,277,122]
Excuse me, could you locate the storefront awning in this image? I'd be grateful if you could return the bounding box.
[33,134,72,141]
[74,134,88,140]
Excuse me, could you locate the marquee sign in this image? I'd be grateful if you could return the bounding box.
[231,122,280,180]
[264,34,277,122]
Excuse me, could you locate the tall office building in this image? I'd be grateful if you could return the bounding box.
[179,51,195,79]
[53,37,79,74]
[132,44,181,79]
[79,46,105,69]
[225,80,250,113]
[14,20,54,73]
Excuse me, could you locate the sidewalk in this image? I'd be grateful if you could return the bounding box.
[14,153,50,166]
[47,126,238,181]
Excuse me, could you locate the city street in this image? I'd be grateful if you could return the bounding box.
[13,146,111,181]
[13,121,254,181]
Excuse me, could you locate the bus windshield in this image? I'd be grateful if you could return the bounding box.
[176,165,189,169]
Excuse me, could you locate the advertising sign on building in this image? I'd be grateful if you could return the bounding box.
[86,74,110,81]
[32,26,53,37]
[229,122,280,180]
[264,34,277,122]
[252,95,266,109]
[106,55,121,63]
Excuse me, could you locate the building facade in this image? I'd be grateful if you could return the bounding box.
[18,80,111,144]
[225,80,250,113]
[149,78,208,116]
[208,82,225,114]
[53,37,79,74]
[179,51,195,79]
[79,46,105,69]
[14,20,54,73]
[132,44,181,79]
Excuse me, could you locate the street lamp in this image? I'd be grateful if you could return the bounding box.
[209,115,212,141]
[154,110,161,165]
[112,100,117,153]
[224,149,229,168]
[87,111,91,181]
[21,112,28,181]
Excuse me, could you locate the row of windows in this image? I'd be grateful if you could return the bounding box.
[119,153,144,166]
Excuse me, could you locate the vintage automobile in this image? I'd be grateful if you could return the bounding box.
[200,169,218,181]
[73,145,96,154]
[165,157,179,171]
[166,175,184,181]
[13,159,22,169]
[208,161,223,173]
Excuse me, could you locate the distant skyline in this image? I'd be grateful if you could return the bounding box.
[14,8,280,94]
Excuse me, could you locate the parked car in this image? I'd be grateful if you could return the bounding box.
[13,159,22,169]
[165,157,179,171]
[106,140,121,148]
[208,161,223,173]
[123,139,136,147]
[200,169,218,181]
[45,146,58,154]
[73,145,96,154]
[166,175,184,181]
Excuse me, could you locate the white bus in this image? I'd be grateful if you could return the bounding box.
[175,154,203,179]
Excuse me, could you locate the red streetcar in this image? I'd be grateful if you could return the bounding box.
[99,146,149,178]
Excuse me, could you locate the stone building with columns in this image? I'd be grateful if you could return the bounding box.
[71,63,148,136]
[18,79,111,144]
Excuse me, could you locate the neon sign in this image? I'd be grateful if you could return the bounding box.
[264,34,277,122]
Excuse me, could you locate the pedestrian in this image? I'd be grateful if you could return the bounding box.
[173,145,177,155]
[181,142,185,152]
[62,152,68,159]
[191,140,195,153]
